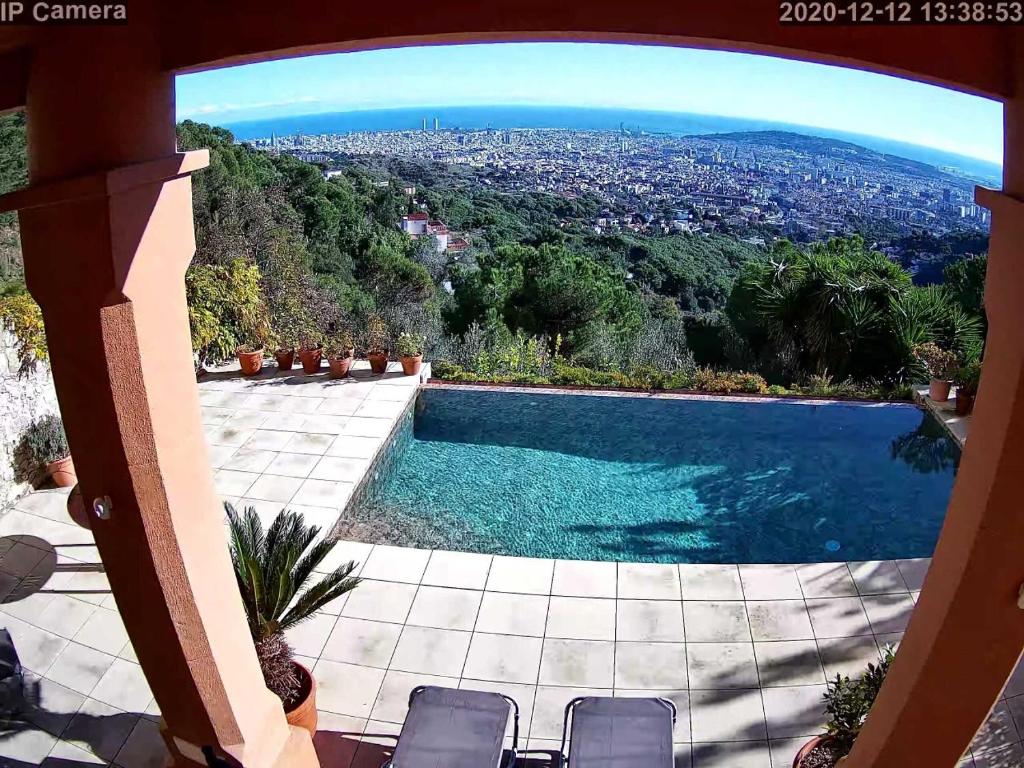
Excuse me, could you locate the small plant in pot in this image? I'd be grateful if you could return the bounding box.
[913,342,957,402]
[298,336,324,375]
[396,332,425,377]
[954,359,982,417]
[365,314,390,375]
[235,343,265,377]
[27,414,76,488]
[326,330,356,379]
[794,646,895,767]
[226,503,360,736]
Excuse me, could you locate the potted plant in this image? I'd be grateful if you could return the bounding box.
[793,647,895,767]
[235,344,265,376]
[396,332,425,377]
[954,359,982,417]
[28,414,76,488]
[913,342,957,402]
[274,342,295,372]
[326,330,356,379]
[225,503,360,736]
[365,314,390,375]
[298,337,324,375]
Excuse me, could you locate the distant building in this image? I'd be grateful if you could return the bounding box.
[401,212,429,235]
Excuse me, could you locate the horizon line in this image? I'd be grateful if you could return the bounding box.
[200,103,1004,168]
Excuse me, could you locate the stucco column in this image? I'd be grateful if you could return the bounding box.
[0,13,317,768]
[845,32,1024,767]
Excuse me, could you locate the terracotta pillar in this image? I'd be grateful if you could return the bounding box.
[845,32,1024,767]
[0,14,317,768]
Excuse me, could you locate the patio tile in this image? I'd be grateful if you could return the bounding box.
[222,448,277,474]
[370,670,458,723]
[539,638,615,687]
[753,641,826,687]
[318,398,364,416]
[200,405,232,424]
[618,563,682,600]
[359,545,431,584]
[875,632,903,650]
[292,478,354,509]
[795,563,858,598]
[815,636,882,679]
[90,658,153,712]
[63,697,137,761]
[264,451,320,478]
[261,412,299,430]
[746,601,814,641]
[614,641,687,689]
[352,721,400,768]
[300,414,350,434]
[739,565,803,600]
[314,660,386,718]
[73,608,129,656]
[322,617,402,668]
[486,555,554,595]
[45,739,106,765]
[769,738,810,768]
[689,688,768,742]
[972,701,1021,757]
[245,473,304,504]
[475,592,550,637]
[243,429,294,451]
[285,611,337,657]
[684,601,750,642]
[762,685,827,739]
[406,585,482,631]
[327,435,383,459]
[462,633,543,684]
[896,557,931,592]
[283,431,336,455]
[240,393,290,411]
[805,597,873,639]
[545,596,616,640]
[848,561,909,595]
[34,594,97,638]
[45,642,116,695]
[317,539,374,577]
[530,686,609,739]
[616,599,686,642]
[679,564,744,600]
[206,425,256,447]
[212,469,258,497]
[281,396,327,414]
[206,444,238,468]
[21,672,86,737]
[389,625,471,677]
[421,550,492,589]
[973,743,1024,767]
[1,614,68,674]
[114,717,169,768]
[691,740,772,768]
[341,579,418,624]
[860,593,916,634]
[222,410,271,430]
[309,456,371,483]
[457,678,537,739]
[342,417,394,438]
[687,642,760,689]
[551,560,617,598]
[0,725,57,765]
[355,400,408,419]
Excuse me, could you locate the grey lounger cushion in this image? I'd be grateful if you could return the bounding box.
[390,686,511,768]
[568,697,674,768]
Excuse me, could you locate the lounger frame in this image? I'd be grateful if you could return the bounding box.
[559,696,678,767]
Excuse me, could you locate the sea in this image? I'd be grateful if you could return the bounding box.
[222,105,1002,185]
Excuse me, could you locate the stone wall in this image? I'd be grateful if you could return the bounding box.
[0,329,59,507]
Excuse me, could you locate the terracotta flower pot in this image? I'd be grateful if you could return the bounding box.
[298,347,323,375]
[285,662,318,736]
[236,348,264,376]
[274,348,295,371]
[400,354,423,377]
[955,389,975,416]
[368,351,389,375]
[793,735,836,767]
[45,455,77,488]
[328,355,354,379]
[928,377,951,402]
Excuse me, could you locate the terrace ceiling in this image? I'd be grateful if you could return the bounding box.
[0,0,1016,117]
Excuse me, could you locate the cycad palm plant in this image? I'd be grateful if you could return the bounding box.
[226,503,360,705]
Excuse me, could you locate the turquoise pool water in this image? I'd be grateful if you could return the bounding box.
[352,388,959,563]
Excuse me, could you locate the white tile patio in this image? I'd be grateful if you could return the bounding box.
[0,365,1010,768]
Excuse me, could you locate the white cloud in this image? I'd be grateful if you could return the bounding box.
[178,96,320,118]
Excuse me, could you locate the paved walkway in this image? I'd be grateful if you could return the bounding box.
[0,368,1018,767]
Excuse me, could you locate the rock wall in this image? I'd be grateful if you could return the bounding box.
[0,330,59,507]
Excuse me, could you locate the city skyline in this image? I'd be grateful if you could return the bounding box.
[176,42,1003,164]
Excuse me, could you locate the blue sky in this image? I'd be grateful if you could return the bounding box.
[177,43,1003,163]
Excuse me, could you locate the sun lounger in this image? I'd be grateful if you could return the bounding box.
[560,696,677,768]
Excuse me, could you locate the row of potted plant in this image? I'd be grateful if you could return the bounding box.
[914,341,982,416]
[235,327,425,380]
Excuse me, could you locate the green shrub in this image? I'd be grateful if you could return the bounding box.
[824,646,896,755]
[0,292,47,371]
[913,342,957,381]
[692,367,768,394]
[26,414,69,465]
[396,332,424,358]
[186,258,270,365]
[955,360,982,395]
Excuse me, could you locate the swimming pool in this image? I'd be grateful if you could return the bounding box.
[348,386,959,563]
